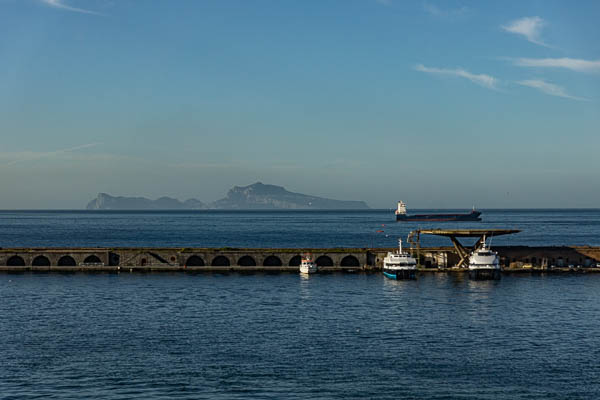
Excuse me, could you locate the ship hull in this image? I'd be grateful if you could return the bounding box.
[383,268,416,280]
[300,265,318,274]
[396,211,481,222]
[469,268,501,280]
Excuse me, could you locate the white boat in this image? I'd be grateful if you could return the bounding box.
[299,254,318,274]
[383,239,417,279]
[468,237,501,280]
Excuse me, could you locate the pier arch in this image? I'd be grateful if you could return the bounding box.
[108,252,120,267]
[6,255,25,266]
[58,256,77,266]
[238,256,256,267]
[186,255,205,267]
[83,255,102,264]
[32,255,51,266]
[288,255,301,266]
[263,255,282,266]
[211,256,230,266]
[341,255,360,267]
[315,255,333,267]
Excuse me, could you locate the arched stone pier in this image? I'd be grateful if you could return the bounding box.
[1,246,598,272]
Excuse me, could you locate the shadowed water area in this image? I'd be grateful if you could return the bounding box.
[1,273,600,399]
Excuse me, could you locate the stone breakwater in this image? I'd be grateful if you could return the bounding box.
[1,246,599,272]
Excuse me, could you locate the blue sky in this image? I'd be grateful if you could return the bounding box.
[1,0,599,208]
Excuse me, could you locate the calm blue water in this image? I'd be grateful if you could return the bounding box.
[2,273,600,399]
[2,211,600,399]
[0,209,599,248]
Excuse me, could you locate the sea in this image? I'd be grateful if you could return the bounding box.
[1,209,600,399]
[0,208,599,248]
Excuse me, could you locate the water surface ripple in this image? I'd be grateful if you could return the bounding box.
[2,273,600,399]
[0,209,599,247]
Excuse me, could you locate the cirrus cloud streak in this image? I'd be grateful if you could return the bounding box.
[517,79,587,101]
[513,57,600,73]
[415,64,499,90]
[4,143,103,166]
[501,16,548,46]
[40,0,103,15]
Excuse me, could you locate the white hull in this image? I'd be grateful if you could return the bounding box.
[468,240,501,280]
[383,239,417,279]
[300,264,318,274]
[300,255,318,274]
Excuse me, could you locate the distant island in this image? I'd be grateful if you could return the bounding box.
[86,182,369,210]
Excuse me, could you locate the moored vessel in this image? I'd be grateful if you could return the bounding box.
[383,239,417,280]
[395,201,482,222]
[468,237,501,280]
[299,254,318,274]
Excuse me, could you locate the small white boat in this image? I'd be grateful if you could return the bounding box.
[299,254,318,274]
[383,239,417,279]
[468,237,501,280]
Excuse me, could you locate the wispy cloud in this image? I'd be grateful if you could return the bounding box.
[5,143,103,166]
[513,57,600,73]
[415,64,500,90]
[423,2,469,18]
[501,16,547,46]
[517,79,588,101]
[170,161,304,171]
[40,0,104,15]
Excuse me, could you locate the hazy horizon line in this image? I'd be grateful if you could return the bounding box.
[1,208,599,211]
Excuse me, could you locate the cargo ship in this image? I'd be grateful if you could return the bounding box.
[395,201,482,222]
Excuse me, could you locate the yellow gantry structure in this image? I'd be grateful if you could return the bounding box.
[408,229,521,268]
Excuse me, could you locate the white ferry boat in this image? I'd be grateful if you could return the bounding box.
[299,254,318,274]
[468,238,501,280]
[383,239,417,280]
